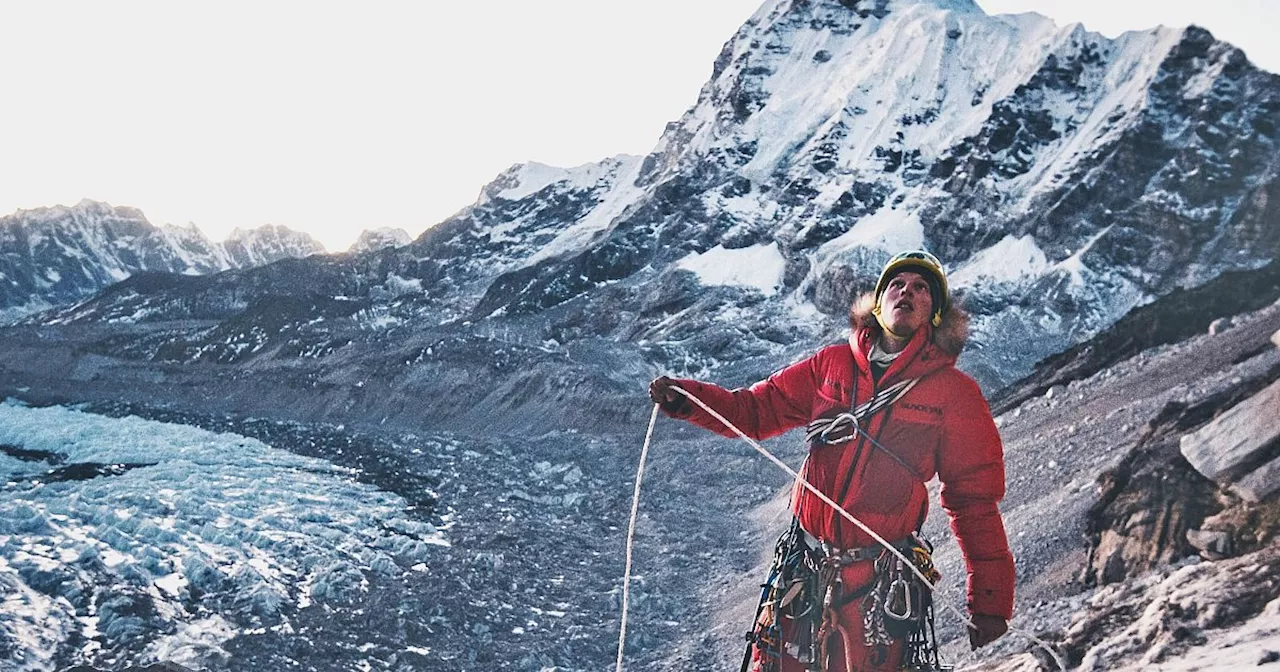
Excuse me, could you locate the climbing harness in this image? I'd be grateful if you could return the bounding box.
[615,388,1067,672]
[743,526,950,671]
[742,376,936,671]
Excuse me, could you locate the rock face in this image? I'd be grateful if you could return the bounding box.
[0,200,325,320]
[1059,545,1280,671]
[1084,398,1226,586]
[1181,323,1280,504]
[1083,362,1280,587]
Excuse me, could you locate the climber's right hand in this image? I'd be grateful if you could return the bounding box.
[648,376,689,413]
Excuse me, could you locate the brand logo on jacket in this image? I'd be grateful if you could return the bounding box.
[901,402,943,417]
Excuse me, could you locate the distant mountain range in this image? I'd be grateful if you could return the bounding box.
[12,0,1273,391]
[0,201,420,321]
[0,200,325,319]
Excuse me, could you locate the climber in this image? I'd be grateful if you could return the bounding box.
[649,250,1014,672]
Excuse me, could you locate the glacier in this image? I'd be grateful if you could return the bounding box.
[0,402,447,671]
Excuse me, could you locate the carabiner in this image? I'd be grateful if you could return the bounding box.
[884,577,915,621]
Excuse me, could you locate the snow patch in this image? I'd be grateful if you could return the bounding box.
[1056,225,1112,287]
[951,235,1050,287]
[676,242,787,296]
[817,206,926,261]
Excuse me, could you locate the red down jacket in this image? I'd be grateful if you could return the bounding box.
[663,295,1015,619]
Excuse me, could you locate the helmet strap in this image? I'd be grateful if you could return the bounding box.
[872,303,912,340]
[872,302,943,336]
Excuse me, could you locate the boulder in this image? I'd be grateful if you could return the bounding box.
[1180,379,1280,482]
[1231,455,1280,503]
[1185,528,1232,558]
[1272,328,1280,350]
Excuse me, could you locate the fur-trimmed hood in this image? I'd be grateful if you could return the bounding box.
[848,292,970,357]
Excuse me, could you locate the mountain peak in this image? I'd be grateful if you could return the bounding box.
[349,227,412,254]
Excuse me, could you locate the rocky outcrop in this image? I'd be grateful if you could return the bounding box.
[1084,366,1280,585]
[1181,379,1280,502]
[1083,399,1224,586]
[1059,543,1280,671]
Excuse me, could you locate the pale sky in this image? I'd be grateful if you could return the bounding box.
[1,1,1275,252]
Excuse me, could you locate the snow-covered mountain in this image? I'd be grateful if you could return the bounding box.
[0,200,325,320]
[221,224,327,268]
[447,0,1279,388]
[34,0,1272,389]
[348,227,412,254]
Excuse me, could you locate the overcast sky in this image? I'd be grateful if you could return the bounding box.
[1,1,1275,251]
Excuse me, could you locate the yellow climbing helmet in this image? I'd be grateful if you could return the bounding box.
[872,250,950,327]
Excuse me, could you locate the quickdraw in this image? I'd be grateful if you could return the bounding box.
[861,537,950,672]
[743,520,823,672]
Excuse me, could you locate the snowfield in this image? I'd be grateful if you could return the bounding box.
[0,402,446,671]
[676,242,788,296]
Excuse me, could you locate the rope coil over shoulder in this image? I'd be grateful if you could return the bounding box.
[803,377,919,446]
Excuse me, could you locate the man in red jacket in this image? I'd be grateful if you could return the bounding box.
[650,251,1013,672]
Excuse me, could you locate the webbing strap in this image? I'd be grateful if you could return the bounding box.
[803,377,920,445]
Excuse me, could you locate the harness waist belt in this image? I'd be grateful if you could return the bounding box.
[802,528,915,566]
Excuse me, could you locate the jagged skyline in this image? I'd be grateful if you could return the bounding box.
[1,0,1274,251]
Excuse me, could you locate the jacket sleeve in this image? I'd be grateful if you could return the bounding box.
[661,350,823,441]
[936,373,1016,621]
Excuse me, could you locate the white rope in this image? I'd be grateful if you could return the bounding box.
[616,403,660,672]
[668,385,1067,672]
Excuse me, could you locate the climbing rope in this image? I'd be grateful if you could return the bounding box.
[616,404,659,672]
[614,388,1067,671]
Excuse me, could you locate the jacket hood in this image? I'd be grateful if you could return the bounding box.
[848,291,970,357]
